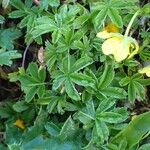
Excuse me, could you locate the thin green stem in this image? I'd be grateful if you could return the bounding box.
[124,11,139,37]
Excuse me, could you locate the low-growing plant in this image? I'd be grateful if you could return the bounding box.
[0,0,150,149]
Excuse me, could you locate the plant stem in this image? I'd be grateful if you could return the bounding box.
[124,11,139,37]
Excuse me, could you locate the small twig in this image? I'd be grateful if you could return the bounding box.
[22,44,30,68]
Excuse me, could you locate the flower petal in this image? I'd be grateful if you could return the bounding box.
[114,42,129,62]
[97,31,123,39]
[102,37,130,62]
[97,31,111,39]
[139,66,150,77]
[104,22,119,33]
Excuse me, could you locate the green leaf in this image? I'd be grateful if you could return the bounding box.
[38,66,46,82]
[71,56,93,72]
[5,124,22,145]
[10,0,25,10]
[0,28,21,50]
[13,101,29,112]
[65,78,80,101]
[119,77,130,86]
[25,86,39,102]
[74,111,94,125]
[73,14,90,29]
[94,7,107,29]
[112,112,150,149]
[139,143,150,150]
[108,7,123,27]
[52,75,66,90]
[101,87,127,99]
[32,17,57,38]
[95,119,109,142]
[0,105,13,118]
[9,10,26,18]
[133,81,145,99]
[138,79,150,86]
[141,3,150,15]
[90,2,106,11]
[96,99,116,114]
[70,73,95,88]
[128,81,136,102]
[99,63,114,89]
[47,97,59,113]
[0,50,22,66]
[23,125,44,144]
[45,122,60,136]
[111,0,137,9]
[52,30,61,44]
[21,136,45,150]
[99,112,125,123]
[59,116,76,140]
[0,15,5,24]
[27,63,39,79]
[36,97,52,105]
[74,100,95,124]
[48,0,60,7]
[8,143,21,150]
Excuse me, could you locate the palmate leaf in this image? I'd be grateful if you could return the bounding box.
[52,55,94,100]
[120,74,147,102]
[9,63,46,102]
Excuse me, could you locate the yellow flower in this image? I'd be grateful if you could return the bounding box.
[97,24,139,62]
[139,66,150,77]
[14,119,25,130]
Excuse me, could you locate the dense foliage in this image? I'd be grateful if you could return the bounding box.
[0,0,150,149]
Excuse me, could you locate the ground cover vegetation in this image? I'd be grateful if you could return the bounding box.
[0,0,150,149]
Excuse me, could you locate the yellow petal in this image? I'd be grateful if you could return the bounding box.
[102,37,130,62]
[139,66,150,77]
[14,119,25,130]
[97,31,112,39]
[97,31,123,39]
[114,44,129,62]
[102,37,119,55]
[105,22,119,33]
[114,39,130,62]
